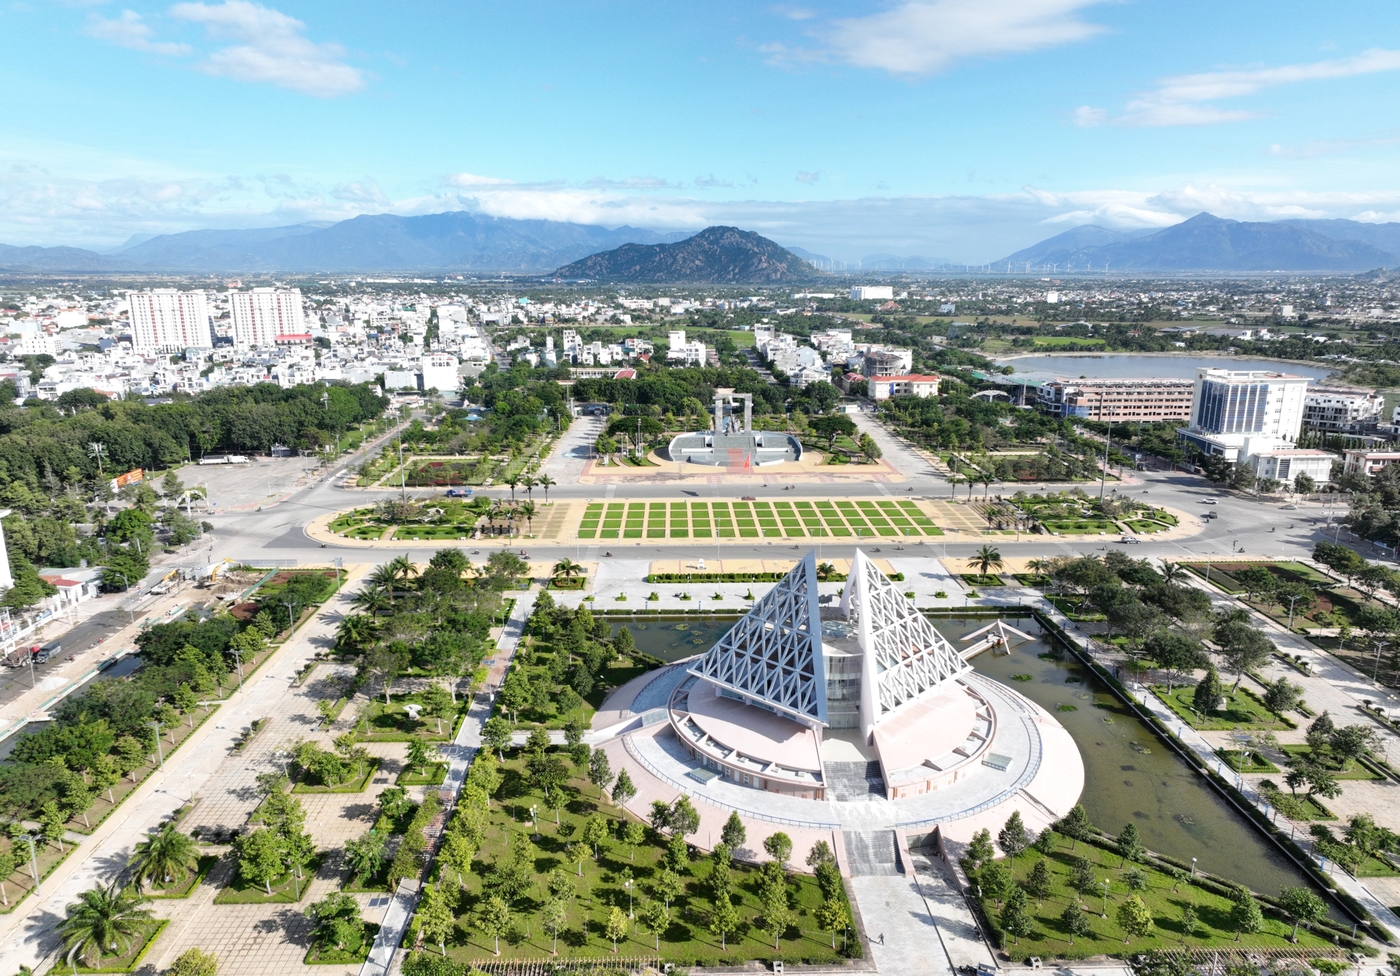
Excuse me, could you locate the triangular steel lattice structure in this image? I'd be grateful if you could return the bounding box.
[840,549,969,729]
[689,551,827,726]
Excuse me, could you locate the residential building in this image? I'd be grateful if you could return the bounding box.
[229,288,305,349]
[849,286,894,301]
[128,289,213,354]
[871,374,941,400]
[1344,450,1400,478]
[420,353,459,392]
[1177,368,1310,462]
[1248,449,1336,484]
[863,349,914,377]
[1035,377,1195,421]
[666,329,707,366]
[1302,388,1385,432]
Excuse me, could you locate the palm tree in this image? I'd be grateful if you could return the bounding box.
[522,476,537,501]
[1160,562,1189,586]
[946,474,964,499]
[816,562,836,581]
[519,501,537,536]
[129,824,198,893]
[553,559,584,580]
[537,474,555,504]
[1026,557,1049,580]
[968,545,1004,577]
[387,554,416,582]
[87,441,108,477]
[58,881,153,969]
[335,614,372,651]
[366,564,399,602]
[506,477,520,502]
[979,472,995,500]
[350,585,392,622]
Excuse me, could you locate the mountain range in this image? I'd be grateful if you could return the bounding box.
[998,213,1400,273]
[0,212,688,274]
[551,226,816,283]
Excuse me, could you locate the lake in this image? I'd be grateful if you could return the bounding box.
[993,354,1337,385]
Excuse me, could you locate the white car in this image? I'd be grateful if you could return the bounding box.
[1201,499,1218,504]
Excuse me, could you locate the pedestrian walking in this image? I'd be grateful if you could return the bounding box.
[880,932,885,945]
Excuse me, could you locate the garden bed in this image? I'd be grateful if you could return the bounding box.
[213,853,325,904]
[305,922,380,965]
[1153,685,1294,730]
[70,920,168,974]
[292,758,382,794]
[147,855,219,899]
[397,762,449,786]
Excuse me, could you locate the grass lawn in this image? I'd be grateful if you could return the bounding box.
[292,759,382,794]
[70,919,168,973]
[974,843,1339,961]
[1153,685,1293,730]
[213,853,325,904]
[438,753,856,968]
[1047,596,1106,622]
[353,697,464,742]
[1216,749,1280,774]
[398,762,449,786]
[305,922,380,965]
[147,855,219,898]
[0,835,76,914]
[961,574,1009,586]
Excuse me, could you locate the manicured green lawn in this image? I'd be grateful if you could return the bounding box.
[353,696,464,742]
[1279,746,1386,781]
[1216,749,1280,774]
[293,759,382,794]
[214,853,324,904]
[305,922,380,964]
[1153,686,1293,730]
[399,762,449,786]
[147,855,219,898]
[974,842,1338,961]
[436,754,855,968]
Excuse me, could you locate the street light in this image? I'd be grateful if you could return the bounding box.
[230,643,245,692]
[1374,640,1390,685]
[150,720,165,770]
[24,833,39,895]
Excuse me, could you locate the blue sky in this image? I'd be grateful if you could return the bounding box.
[5,0,1400,262]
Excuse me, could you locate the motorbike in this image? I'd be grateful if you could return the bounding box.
[604,551,614,557]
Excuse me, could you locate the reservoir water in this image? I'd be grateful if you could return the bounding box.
[993,354,1336,385]
[612,614,1314,896]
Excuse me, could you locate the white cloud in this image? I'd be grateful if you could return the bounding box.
[168,1,365,97]
[85,10,191,56]
[795,171,820,184]
[1269,131,1400,159]
[1085,48,1400,127]
[807,0,1109,76]
[444,172,513,187]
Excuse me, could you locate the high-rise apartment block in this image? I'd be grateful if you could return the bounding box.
[128,289,212,354]
[229,288,305,349]
[1177,367,1309,462]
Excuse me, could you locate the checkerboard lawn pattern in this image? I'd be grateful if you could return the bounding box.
[575,499,944,540]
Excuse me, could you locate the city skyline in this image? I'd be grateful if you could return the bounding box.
[5,1,1400,261]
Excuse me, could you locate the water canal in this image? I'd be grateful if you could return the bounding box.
[612,613,1313,896]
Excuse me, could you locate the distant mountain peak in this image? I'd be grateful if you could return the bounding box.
[552,225,818,283]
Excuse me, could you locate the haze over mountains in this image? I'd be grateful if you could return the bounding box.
[5,209,1400,276]
[997,213,1400,273]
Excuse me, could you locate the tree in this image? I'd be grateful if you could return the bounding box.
[858,432,883,463]
[588,749,614,797]
[237,828,285,894]
[1192,665,1223,719]
[416,883,456,956]
[1229,888,1264,940]
[762,886,795,949]
[980,861,1013,908]
[998,810,1030,870]
[764,831,794,871]
[345,830,388,886]
[553,558,584,581]
[481,716,512,760]
[307,891,366,953]
[653,868,684,909]
[1123,867,1149,892]
[1180,904,1199,939]
[1294,472,1317,495]
[1025,858,1053,906]
[0,847,14,905]
[1264,678,1303,720]
[1117,895,1155,942]
[1061,900,1092,945]
[582,814,609,860]
[129,824,198,893]
[969,545,1004,577]
[1277,885,1327,942]
[1059,804,1093,850]
[420,684,455,735]
[1116,822,1145,866]
[622,820,646,861]
[807,839,836,869]
[640,899,669,951]
[966,828,995,869]
[365,645,409,704]
[1069,857,1097,901]
[1330,723,1379,765]
[475,894,511,954]
[165,947,219,976]
[541,897,568,955]
[605,904,630,952]
[669,795,701,837]
[406,738,437,776]
[612,767,636,808]
[1001,886,1035,944]
[721,810,746,849]
[710,892,740,950]
[57,881,153,969]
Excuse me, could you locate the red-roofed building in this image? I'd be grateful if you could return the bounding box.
[612,368,637,380]
[273,333,313,346]
[871,374,941,400]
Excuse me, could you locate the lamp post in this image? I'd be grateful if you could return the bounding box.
[1099,879,1110,918]
[1286,593,1303,630]
[150,720,164,770]
[1374,640,1390,685]
[1191,856,1197,877]
[230,644,244,692]
[624,876,634,918]
[24,833,39,895]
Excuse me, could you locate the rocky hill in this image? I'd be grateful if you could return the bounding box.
[552,225,818,283]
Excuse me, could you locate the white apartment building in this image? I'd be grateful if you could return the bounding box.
[1248,449,1336,484]
[849,286,894,301]
[1177,368,1310,462]
[229,288,305,349]
[421,353,459,392]
[666,329,707,366]
[1036,377,1195,421]
[871,374,941,400]
[128,289,213,354]
[1301,388,1384,432]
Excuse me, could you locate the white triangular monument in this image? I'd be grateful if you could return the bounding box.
[840,549,969,738]
[688,551,827,726]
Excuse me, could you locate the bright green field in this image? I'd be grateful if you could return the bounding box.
[574,499,943,541]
